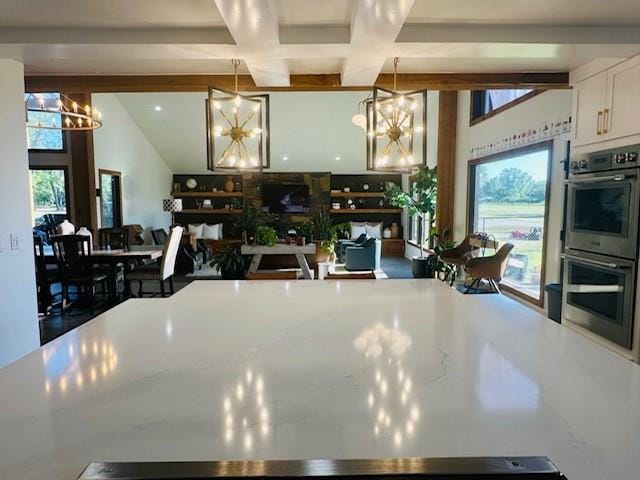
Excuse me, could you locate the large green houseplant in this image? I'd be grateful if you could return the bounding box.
[385,165,438,278]
[210,246,247,280]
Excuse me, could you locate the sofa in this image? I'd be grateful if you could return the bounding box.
[345,238,381,271]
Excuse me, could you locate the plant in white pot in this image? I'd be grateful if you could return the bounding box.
[385,165,438,278]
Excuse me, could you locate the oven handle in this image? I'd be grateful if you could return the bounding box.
[561,253,630,270]
[564,174,631,184]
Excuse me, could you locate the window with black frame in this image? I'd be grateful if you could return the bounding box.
[470,89,537,125]
[29,167,70,227]
[24,92,66,151]
[468,142,552,303]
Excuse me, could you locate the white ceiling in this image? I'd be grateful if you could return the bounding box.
[1,0,639,85]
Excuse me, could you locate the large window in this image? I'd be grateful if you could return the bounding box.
[25,92,65,151]
[468,142,552,303]
[470,89,538,125]
[29,167,70,227]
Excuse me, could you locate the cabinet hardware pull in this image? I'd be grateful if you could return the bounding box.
[603,108,609,134]
[597,111,603,135]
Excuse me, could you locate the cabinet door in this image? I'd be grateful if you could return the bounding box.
[573,71,608,146]
[606,57,640,141]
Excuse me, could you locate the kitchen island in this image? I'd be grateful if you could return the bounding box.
[1,280,639,480]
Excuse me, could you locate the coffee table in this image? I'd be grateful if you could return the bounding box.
[241,243,316,279]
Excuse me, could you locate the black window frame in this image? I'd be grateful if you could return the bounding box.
[29,165,72,227]
[466,140,553,306]
[470,89,542,126]
[25,92,68,153]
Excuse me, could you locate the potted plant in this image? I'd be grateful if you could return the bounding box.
[256,225,279,247]
[311,207,333,241]
[385,165,438,278]
[234,203,264,244]
[209,246,247,280]
[297,221,313,245]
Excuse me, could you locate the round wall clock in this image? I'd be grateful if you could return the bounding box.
[185,178,198,190]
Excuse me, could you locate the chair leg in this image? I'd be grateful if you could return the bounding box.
[169,276,175,295]
[159,280,166,298]
[138,280,143,298]
[464,277,479,294]
[89,285,95,314]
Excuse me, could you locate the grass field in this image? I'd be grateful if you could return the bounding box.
[475,201,545,298]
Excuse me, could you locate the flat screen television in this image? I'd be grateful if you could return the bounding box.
[261,184,310,213]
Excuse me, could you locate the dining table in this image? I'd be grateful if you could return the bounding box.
[43,245,164,300]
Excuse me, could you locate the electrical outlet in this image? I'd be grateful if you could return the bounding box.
[10,233,19,250]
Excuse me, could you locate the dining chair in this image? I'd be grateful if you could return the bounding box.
[439,233,498,286]
[98,227,130,250]
[33,235,60,314]
[126,226,184,297]
[49,234,108,312]
[151,228,168,246]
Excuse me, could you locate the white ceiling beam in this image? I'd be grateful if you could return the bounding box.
[213,0,289,87]
[397,24,640,45]
[341,0,415,86]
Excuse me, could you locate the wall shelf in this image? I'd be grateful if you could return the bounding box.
[330,191,385,198]
[179,209,243,214]
[330,209,402,214]
[172,191,243,198]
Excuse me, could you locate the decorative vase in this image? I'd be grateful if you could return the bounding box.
[224,177,235,193]
[390,222,400,239]
[57,219,75,235]
[383,227,392,239]
[76,227,93,254]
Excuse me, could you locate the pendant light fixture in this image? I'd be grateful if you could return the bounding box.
[365,57,427,172]
[25,92,103,131]
[206,59,270,172]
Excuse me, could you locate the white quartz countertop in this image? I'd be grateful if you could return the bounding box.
[1,280,640,480]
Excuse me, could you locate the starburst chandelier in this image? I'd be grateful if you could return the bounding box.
[365,58,427,172]
[206,59,270,172]
[25,92,102,131]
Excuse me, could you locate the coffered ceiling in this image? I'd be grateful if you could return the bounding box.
[1,0,639,86]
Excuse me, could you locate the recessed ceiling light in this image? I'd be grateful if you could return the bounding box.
[283,155,289,161]
[154,105,162,112]
[335,155,341,161]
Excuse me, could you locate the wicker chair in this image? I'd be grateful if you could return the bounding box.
[439,234,498,286]
[463,243,514,294]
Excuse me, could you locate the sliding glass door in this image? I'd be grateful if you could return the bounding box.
[468,142,552,303]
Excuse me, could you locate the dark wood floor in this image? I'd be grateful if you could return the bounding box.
[39,276,192,345]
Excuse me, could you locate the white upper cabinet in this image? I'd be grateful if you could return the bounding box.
[605,56,640,141]
[572,55,640,147]
[573,71,608,147]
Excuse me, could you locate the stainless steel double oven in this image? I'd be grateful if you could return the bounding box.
[563,144,640,348]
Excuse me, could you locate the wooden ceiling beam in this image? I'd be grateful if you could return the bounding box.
[24,72,569,93]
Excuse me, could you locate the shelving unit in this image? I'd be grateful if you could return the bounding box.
[330,191,385,198]
[172,191,243,198]
[330,208,402,214]
[180,209,242,215]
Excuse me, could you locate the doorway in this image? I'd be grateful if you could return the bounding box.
[99,169,123,228]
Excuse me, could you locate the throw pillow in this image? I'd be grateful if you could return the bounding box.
[366,222,382,239]
[203,223,220,240]
[350,221,367,240]
[188,223,205,239]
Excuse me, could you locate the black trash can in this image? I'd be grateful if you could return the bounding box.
[545,283,562,323]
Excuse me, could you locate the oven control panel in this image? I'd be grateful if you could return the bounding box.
[571,144,640,173]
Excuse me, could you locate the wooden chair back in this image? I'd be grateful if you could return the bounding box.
[49,234,93,280]
[98,227,129,250]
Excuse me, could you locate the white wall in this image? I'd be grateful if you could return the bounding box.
[92,93,172,242]
[0,60,39,367]
[453,89,572,302]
